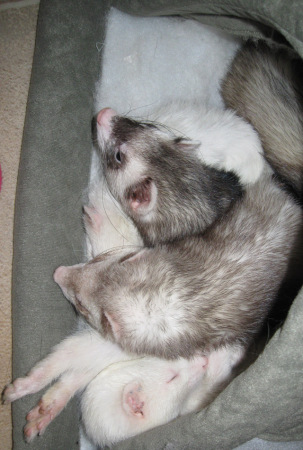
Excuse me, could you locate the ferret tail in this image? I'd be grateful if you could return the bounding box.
[222,40,303,198]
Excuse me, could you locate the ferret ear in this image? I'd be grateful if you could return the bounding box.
[128,178,157,217]
[118,248,147,264]
[122,381,145,418]
[83,205,102,233]
[103,311,121,341]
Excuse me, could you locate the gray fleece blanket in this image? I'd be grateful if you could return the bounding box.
[12,1,303,449]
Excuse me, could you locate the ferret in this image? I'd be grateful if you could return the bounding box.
[3,325,241,447]
[3,41,302,446]
[54,45,303,359]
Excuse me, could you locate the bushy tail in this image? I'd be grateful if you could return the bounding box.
[222,40,303,198]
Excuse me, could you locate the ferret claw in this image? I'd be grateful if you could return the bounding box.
[2,382,19,404]
[2,376,37,403]
[24,408,53,442]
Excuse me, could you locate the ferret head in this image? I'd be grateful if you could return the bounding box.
[53,249,148,346]
[82,355,209,446]
[120,356,208,424]
[95,108,243,246]
[53,261,103,331]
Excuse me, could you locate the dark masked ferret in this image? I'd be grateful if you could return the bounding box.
[95,101,264,246]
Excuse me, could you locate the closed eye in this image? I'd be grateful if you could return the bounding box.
[167,372,179,383]
[74,296,89,316]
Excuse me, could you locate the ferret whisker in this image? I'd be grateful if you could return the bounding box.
[100,180,138,245]
[122,102,158,116]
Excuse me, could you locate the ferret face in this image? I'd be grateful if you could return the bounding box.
[120,356,208,424]
[96,108,243,246]
[53,250,144,341]
[53,262,103,331]
[53,248,208,359]
[82,355,209,446]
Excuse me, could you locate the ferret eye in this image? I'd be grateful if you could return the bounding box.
[167,372,179,383]
[115,151,122,163]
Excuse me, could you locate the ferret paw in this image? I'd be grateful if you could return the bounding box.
[23,399,56,442]
[24,407,52,442]
[23,390,67,441]
[2,378,32,404]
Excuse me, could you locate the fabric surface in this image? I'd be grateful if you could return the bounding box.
[94,9,239,116]
[13,0,303,449]
[0,5,38,449]
[112,0,303,58]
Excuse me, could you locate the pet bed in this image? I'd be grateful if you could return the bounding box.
[12,1,303,449]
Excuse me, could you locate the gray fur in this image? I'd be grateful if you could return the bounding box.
[222,40,303,198]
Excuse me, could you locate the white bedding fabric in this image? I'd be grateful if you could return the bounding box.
[81,7,239,449]
[94,8,239,116]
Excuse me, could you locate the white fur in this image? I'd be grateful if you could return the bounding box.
[81,347,243,447]
[147,102,264,184]
[84,179,142,258]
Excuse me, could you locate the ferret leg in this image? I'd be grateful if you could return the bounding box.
[2,330,100,403]
[23,370,93,442]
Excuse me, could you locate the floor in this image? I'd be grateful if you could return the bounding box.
[0,2,39,448]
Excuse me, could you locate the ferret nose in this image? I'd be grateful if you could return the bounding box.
[97,108,116,129]
[53,266,67,284]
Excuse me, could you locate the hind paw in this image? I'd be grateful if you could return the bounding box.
[2,377,33,404]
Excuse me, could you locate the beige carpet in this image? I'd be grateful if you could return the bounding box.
[0,4,38,448]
